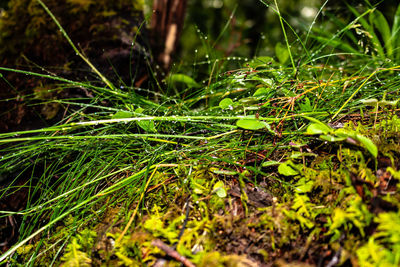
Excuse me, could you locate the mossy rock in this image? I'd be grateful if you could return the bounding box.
[0,0,150,131]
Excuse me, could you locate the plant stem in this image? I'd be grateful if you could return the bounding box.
[274,0,296,72]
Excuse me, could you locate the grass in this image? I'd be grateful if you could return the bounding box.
[1,0,400,266]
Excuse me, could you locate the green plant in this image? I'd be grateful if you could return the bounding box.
[60,238,92,267]
[310,2,400,65]
[356,212,400,267]
[305,116,378,158]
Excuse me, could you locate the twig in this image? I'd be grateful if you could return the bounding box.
[326,247,342,267]
[152,239,196,267]
[174,197,191,248]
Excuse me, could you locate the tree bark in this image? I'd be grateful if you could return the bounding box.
[151,0,188,72]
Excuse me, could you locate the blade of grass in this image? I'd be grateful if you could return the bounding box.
[392,4,400,61]
[0,165,153,263]
[331,64,400,120]
[370,9,392,57]
[115,165,159,245]
[36,0,116,92]
[273,0,295,71]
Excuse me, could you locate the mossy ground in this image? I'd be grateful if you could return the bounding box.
[8,90,400,266]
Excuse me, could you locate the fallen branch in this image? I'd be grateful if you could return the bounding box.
[152,239,196,267]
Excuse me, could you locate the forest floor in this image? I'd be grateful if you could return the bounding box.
[1,60,400,266]
[0,1,400,266]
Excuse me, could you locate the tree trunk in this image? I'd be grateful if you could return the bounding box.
[150,0,188,72]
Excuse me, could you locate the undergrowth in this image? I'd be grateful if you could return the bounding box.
[1,0,400,266]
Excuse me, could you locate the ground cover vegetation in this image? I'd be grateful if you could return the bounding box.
[0,0,400,266]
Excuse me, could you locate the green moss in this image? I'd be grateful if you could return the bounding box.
[0,0,144,62]
[0,0,148,130]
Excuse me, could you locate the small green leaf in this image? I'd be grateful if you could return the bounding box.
[278,161,300,176]
[135,107,144,113]
[137,120,157,133]
[219,98,234,109]
[306,123,333,135]
[261,160,280,167]
[295,179,314,193]
[253,87,270,97]
[298,97,312,112]
[112,110,134,119]
[236,119,269,130]
[260,78,273,87]
[303,116,333,135]
[354,134,378,158]
[275,42,289,64]
[213,181,227,198]
[168,74,200,88]
[135,108,156,133]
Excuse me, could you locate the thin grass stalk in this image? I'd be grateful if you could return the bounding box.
[331,64,400,120]
[35,0,116,93]
[273,0,295,72]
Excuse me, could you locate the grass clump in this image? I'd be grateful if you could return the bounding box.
[309,2,400,65]
[1,0,400,266]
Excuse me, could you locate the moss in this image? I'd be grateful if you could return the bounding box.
[0,0,149,131]
[0,0,144,66]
